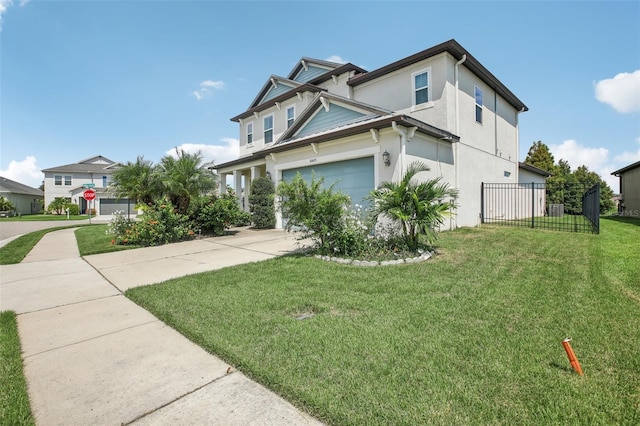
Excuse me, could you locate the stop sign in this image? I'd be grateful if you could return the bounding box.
[83,189,96,201]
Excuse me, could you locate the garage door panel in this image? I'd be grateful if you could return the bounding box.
[282,157,374,205]
[99,199,134,215]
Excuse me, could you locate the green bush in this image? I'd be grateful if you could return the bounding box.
[47,197,68,215]
[0,196,15,212]
[249,177,276,229]
[277,173,352,255]
[65,203,79,215]
[188,189,245,236]
[108,200,194,246]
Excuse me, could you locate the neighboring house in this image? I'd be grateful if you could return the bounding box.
[0,176,44,215]
[42,155,134,215]
[215,39,529,229]
[612,160,640,217]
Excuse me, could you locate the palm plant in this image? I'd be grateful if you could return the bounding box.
[157,148,217,214]
[110,156,159,205]
[368,161,457,248]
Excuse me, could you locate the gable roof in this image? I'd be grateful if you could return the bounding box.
[41,155,120,174]
[611,160,640,176]
[278,92,394,142]
[519,162,552,177]
[0,176,44,196]
[232,82,324,122]
[348,39,528,112]
[287,57,345,82]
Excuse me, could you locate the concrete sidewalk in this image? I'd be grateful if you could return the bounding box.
[0,228,321,425]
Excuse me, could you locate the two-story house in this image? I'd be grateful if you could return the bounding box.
[42,155,134,215]
[215,39,529,228]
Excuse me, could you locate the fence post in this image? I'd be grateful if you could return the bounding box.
[480,182,485,224]
[531,182,535,229]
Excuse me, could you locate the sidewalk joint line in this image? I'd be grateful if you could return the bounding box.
[23,319,160,359]
[122,371,238,425]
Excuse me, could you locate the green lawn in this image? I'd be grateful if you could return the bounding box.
[127,217,640,425]
[0,311,35,425]
[0,214,87,221]
[0,224,137,264]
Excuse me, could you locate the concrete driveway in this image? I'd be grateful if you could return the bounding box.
[1,226,320,425]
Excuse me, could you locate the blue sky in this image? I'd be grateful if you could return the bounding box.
[1,0,639,192]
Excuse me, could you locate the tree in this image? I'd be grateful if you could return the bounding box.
[368,161,457,248]
[157,149,217,214]
[110,156,159,205]
[47,197,68,215]
[249,177,276,229]
[573,165,615,213]
[525,141,555,173]
[0,196,15,212]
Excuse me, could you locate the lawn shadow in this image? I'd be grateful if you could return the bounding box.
[601,216,640,227]
[548,361,573,373]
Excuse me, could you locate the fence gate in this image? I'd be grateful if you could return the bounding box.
[481,182,600,234]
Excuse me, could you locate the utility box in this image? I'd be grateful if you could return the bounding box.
[549,204,564,217]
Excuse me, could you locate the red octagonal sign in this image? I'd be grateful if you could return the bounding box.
[83,189,96,201]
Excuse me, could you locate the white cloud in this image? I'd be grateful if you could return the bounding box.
[166,138,239,166]
[325,55,347,64]
[550,139,610,171]
[613,137,640,164]
[549,139,617,190]
[0,156,43,188]
[594,70,640,113]
[0,0,28,30]
[192,80,225,100]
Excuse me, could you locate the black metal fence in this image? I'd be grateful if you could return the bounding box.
[481,182,600,234]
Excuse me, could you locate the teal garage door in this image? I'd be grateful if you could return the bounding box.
[282,157,374,205]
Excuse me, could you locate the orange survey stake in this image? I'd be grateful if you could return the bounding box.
[562,337,584,376]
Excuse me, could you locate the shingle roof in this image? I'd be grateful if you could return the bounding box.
[0,176,44,196]
[41,156,119,174]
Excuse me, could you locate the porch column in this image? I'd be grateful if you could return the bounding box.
[233,171,242,208]
[218,172,228,195]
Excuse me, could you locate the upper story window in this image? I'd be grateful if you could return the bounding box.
[475,86,483,123]
[247,122,254,145]
[102,176,107,187]
[413,69,430,105]
[65,175,72,186]
[264,115,274,143]
[54,175,62,185]
[286,106,295,128]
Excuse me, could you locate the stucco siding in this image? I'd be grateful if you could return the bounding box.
[621,167,640,216]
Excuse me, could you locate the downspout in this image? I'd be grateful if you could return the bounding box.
[454,54,466,229]
[391,121,407,177]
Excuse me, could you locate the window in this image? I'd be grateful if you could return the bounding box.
[475,86,483,123]
[247,122,253,145]
[64,175,72,185]
[54,175,62,185]
[102,176,107,187]
[286,106,295,128]
[413,69,430,105]
[264,115,274,143]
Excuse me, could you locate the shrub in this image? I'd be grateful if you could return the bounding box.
[277,173,351,255]
[65,203,79,215]
[249,177,276,229]
[47,197,68,215]
[108,199,194,246]
[0,196,15,212]
[188,189,246,236]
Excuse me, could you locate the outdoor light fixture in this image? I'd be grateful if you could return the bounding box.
[382,150,391,166]
[266,171,272,180]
